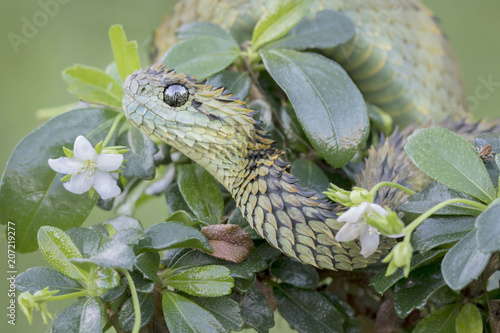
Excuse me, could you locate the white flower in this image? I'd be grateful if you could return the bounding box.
[48,136,123,199]
[336,202,402,258]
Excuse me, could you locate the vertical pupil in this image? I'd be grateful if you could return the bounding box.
[164,84,189,107]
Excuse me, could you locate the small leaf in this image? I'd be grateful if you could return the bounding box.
[103,215,143,236]
[322,292,361,333]
[475,198,500,252]
[161,37,239,80]
[233,285,274,333]
[135,252,161,283]
[165,182,195,216]
[162,291,226,333]
[51,298,87,333]
[37,226,87,281]
[441,230,491,291]
[109,24,141,81]
[367,103,393,135]
[164,265,234,297]
[413,304,461,333]
[112,228,146,246]
[86,265,120,296]
[62,64,122,108]
[252,0,313,50]
[201,224,254,263]
[274,284,343,333]
[184,295,244,331]
[206,70,251,101]
[177,22,237,43]
[404,127,497,203]
[72,238,135,271]
[139,222,212,253]
[271,257,319,289]
[393,262,446,318]
[290,159,329,199]
[118,127,158,180]
[124,271,154,293]
[118,293,154,331]
[261,49,368,167]
[266,10,355,51]
[15,267,84,295]
[80,297,103,333]
[167,210,203,227]
[65,227,102,258]
[455,303,482,333]
[177,164,223,224]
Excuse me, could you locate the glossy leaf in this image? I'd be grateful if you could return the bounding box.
[177,164,223,224]
[166,210,204,227]
[206,70,251,101]
[441,231,491,290]
[398,181,483,216]
[413,304,461,333]
[112,228,146,246]
[51,298,87,333]
[62,64,122,108]
[185,295,244,331]
[177,22,237,43]
[165,182,195,216]
[367,103,392,135]
[411,216,475,252]
[290,159,329,199]
[266,10,355,51]
[15,267,83,295]
[404,127,496,203]
[37,226,87,281]
[80,297,103,333]
[475,198,500,252]
[455,303,482,333]
[126,271,154,293]
[370,249,447,294]
[109,25,140,82]
[135,252,161,283]
[118,127,158,180]
[261,48,368,167]
[162,291,226,333]
[65,227,102,258]
[271,257,319,289]
[322,292,361,333]
[164,265,234,297]
[86,265,120,296]
[393,262,446,318]
[104,215,143,236]
[275,284,343,333]
[72,238,135,271]
[0,108,116,252]
[252,0,313,50]
[161,37,239,80]
[139,222,212,252]
[118,293,154,331]
[233,285,275,333]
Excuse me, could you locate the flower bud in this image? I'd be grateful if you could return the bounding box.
[365,209,404,236]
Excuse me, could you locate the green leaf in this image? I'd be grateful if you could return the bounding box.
[109,25,141,82]
[275,284,343,333]
[367,103,393,135]
[271,257,319,289]
[411,216,475,252]
[161,37,239,80]
[455,303,482,333]
[398,181,483,216]
[252,0,313,50]
[162,291,227,333]
[118,127,158,180]
[177,22,237,43]
[322,292,361,333]
[393,262,446,318]
[135,252,161,283]
[80,297,103,333]
[441,230,491,291]
[72,238,135,271]
[51,298,87,333]
[62,64,122,108]
[118,293,154,331]
[370,249,447,294]
[164,265,234,297]
[206,70,251,101]
[228,208,261,240]
[165,182,195,216]
[37,226,87,281]
[86,265,120,296]
[404,127,497,203]
[100,283,126,303]
[112,228,146,246]
[266,10,355,51]
[184,295,244,331]
[139,222,212,252]
[475,198,500,252]
[261,49,368,168]
[290,159,329,199]
[167,210,204,227]
[15,267,84,295]
[65,227,102,258]
[413,304,461,333]
[103,215,143,236]
[233,285,274,333]
[177,164,223,225]
[0,108,116,252]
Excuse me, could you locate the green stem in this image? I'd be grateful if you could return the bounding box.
[122,269,141,333]
[403,198,488,242]
[102,113,124,147]
[45,290,88,302]
[369,181,416,199]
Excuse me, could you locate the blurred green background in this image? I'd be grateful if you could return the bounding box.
[0,1,499,332]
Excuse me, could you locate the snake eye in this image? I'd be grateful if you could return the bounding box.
[164,84,189,107]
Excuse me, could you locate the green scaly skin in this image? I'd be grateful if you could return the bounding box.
[123,64,397,271]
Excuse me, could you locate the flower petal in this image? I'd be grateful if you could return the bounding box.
[359,225,380,258]
[335,222,360,242]
[96,153,123,172]
[368,203,388,217]
[73,136,97,161]
[63,172,92,194]
[93,170,121,199]
[48,157,82,175]
[337,202,369,223]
